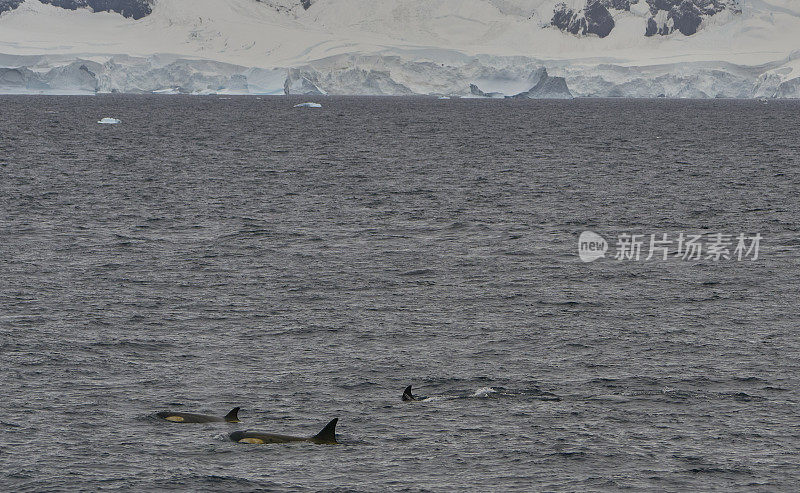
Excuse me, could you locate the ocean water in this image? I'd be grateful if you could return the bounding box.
[1,95,799,492]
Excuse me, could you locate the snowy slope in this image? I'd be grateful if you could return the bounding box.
[0,0,799,97]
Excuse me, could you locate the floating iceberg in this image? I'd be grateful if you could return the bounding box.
[509,69,573,99]
[293,102,322,108]
[438,96,451,100]
[97,117,121,124]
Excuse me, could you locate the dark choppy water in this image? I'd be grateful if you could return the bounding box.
[1,95,799,492]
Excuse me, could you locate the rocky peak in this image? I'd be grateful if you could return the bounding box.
[38,0,153,19]
[552,0,616,39]
[645,0,738,36]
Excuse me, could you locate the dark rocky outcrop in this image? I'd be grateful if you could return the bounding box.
[552,0,615,38]
[0,0,24,15]
[551,4,576,33]
[647,0,731,14]
[509,68,573,99]
[256,0,314,12]
[601,0,637,11]
[669,0,704,35]
[645,0,736,36]
[38,0,153,19]
[551,0,738,38]
[645,17,659,36]
[584,0,616,37]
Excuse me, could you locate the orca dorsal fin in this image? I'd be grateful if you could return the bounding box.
[402,385,414,401]
[224,407,241,422]
[313,418,338,444]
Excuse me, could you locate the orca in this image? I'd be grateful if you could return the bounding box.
[402,385,421,402]
[156,407,240,423]
[230,418,338,445]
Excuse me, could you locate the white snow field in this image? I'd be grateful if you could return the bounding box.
[0,0,798,97]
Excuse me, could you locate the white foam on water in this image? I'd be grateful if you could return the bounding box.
[472,387,497,398]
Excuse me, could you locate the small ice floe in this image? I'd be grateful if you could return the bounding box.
[438,96,451,100]
[97,117,121,124]
[293,102,322,108]
[471,387,497,398]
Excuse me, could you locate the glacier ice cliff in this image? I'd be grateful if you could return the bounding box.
[0,0,796,98]
[0,51,799,99]
[0,54,286,94]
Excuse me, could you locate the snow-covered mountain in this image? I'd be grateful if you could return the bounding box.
[0,0,798,97]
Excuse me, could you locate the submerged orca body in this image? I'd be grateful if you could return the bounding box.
[402,385,422,402]
[156,407,240,423]
[230,418,338,445]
